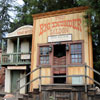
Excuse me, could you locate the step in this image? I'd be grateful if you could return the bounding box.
[41,84,87,92]
[0,92,6,97]
[88,88,96,96]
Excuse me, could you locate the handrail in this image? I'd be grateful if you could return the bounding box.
[16,77,39,92]
[16,64,100,94]
[2,52,31,55]
[86,65,100,76]
[87,76,100,86]
[17,66,41,82]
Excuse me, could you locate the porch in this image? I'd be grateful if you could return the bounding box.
[1,35,32,66]
[1,52,31,65]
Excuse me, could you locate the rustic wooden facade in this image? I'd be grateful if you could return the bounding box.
[1,25,33,94]
[30,6,93,92]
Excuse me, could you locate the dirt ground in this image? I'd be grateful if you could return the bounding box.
[0,97,3,100]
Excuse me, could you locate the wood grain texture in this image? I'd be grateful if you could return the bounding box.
[30,7,93,90]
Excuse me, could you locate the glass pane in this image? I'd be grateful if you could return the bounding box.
[74,59,77,63]
[75,54,78,58]
[71,55,75,58]
[79,54,82,58]
[40,55,49,64]
[71,44,82,64]
[40,47,49,55]
[79,59,82,63]
[72,59,75,63]
[78,44,82,48]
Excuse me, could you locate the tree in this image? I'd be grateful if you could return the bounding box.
[10,0,79,32]
[78,0,100,84]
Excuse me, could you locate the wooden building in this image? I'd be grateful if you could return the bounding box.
[29,6,96,100]
[1,25,33,94]
[1,6,100,100]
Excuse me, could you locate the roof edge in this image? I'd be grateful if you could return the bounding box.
[32,6,88,19]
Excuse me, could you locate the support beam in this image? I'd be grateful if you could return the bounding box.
[1,39,4,64]
[85,64,87,92]
[2,39,4,53]
[17,37,20,63]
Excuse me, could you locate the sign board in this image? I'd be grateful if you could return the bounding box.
[7,25,33,38]
[21,54,30,59]
[48,34,72,42]
[7,66,26,70]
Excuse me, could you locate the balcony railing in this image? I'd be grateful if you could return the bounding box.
[1,52,31,65]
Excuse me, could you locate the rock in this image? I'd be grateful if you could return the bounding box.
[3,94,16,100]
[95,86,100,93]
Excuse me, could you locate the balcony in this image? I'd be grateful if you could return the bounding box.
[1,52,31,66]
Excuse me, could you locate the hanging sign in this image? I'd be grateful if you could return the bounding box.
[48,34,72,43]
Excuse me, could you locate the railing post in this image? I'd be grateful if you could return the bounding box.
[16,79,20,94]
[2,39,4,53]
[17,37,20,63]
[85,64,87,92]
[39,67,41,92]
[1,39,4,64]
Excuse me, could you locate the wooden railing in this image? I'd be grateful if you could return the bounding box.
[16,64,100,93]
[1,52,31,65]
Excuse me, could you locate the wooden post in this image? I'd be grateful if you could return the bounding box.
[39,67,41,92]
[84,93,88,100]
[71,92,73,100]
[16,79,20,96]
[85,64,87,93]
[17,37,20,63]
[2,39,4,53]
[1,39,4,64]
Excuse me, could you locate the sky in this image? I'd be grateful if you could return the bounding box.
[9,0,24,22]
[16,0,24,5]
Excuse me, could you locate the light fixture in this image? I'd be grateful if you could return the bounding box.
[49,46,52,52]
[66,44,69,51]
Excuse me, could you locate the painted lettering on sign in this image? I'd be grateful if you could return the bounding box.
[17,30,32,35]
[39,18,82,35]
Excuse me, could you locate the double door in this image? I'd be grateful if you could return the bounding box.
[53,44,67,84]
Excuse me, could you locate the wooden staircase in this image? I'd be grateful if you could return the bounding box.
[2,85,100,100]
[6,64,100,100]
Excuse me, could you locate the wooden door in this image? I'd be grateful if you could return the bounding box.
[53,44,67,84]
[53,44,66,66]
[11,70,20,93]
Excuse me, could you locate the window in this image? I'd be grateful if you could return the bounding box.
[71,44,82,64]
[38,42,83,65]
[39,46,49,65]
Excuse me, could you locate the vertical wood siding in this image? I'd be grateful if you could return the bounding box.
[31,9,93,90]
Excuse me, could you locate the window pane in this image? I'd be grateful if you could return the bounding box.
[40,47,49,55]
[72,59,75,63]
[71,44,82,63]
[79,59,82,63]
[71,55,75,58]
[40,55,49,64]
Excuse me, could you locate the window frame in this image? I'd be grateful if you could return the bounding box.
[37,40,84,66]
[70,43,83,65]
[38,44,52,66]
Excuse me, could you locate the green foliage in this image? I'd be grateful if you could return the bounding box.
[9,0,100,74]
[78,0,100,72]
[1,0,100,82]
[0,0,11,37]
[10,0,79,32]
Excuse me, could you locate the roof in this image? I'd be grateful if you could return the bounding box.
[32,6,88,19]
[6,25,33,38]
